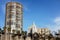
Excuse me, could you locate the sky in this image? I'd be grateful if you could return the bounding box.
[0,0,60,32]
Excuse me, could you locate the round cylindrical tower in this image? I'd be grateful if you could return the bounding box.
[5,2,23,34]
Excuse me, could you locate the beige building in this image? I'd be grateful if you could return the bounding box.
[28,23,51,40]
[28,22,50,35]
[38,28,50,35]
[0,2,23,40]
[5,2,23,34]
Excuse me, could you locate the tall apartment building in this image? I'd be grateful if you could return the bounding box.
[5,2,23,34]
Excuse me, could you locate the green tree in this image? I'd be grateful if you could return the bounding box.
[48,33,53,40]
[7,27,11,40]
[33,32,39,40]
[12,30,15,34]
[22,31,27,40]
[7,27,11,33]
[0,28,2,34]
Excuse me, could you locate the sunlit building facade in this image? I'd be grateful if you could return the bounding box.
[5,2,23,33]
[28,22,38,34]
[28,23,50,35]
[38,28,50,35]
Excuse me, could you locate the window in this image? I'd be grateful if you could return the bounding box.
[8,14,11,18]
[16,6,20,8]
[8,6,14,9]
[11,14,15,18]
[7,6,15,12]
[16,24,20,28]
[16,15,20,18]
[8,13,15,18]
[7,21,11,25]
[7,20,15,25]
[16,8,22,12]
[9,9,15,12]
[16,12,20,15]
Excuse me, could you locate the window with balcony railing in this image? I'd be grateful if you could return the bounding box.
[7,20,15,25]
[8,6,14,9]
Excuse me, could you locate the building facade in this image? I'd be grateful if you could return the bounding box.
[37,28,50,35]
[28,22,38,34]
[5,2,23,34]
[28,22,50,35]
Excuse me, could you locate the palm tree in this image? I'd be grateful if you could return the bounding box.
[0,28,4,34]
[55,33,60,40]
[12,30,15,34]
[3,27,7,33]
[48,33,53,40]
[33,32,39,40]
[17,30,21,36]
[0,28,2,34]
[22,31,27,40]
[7,27,11,33]
[28,29,32,40]
[22,31,25,35]
[7,27,11,40]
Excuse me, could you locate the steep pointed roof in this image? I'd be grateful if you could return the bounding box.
[32,22,37,33]
[32,22,36,27]
[28,22,38,33]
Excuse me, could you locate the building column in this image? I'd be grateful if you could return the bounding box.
[15,35,18,40]
[1,34,2,40]
[20,36,24,40]
[10,34,12,40]
[5,33,9,40]
[26,37,31,40]
[0,34,5,40]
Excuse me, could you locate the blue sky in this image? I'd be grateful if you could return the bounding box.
[0,0,60,32]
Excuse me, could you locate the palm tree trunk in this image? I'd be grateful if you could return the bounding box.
[1,34,2,40]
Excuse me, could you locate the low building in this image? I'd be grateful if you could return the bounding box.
[28,22,50,35]
[38,28,50,35]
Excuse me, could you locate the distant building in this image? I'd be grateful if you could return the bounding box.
[28,22,38,34]
[38,28,50,35]
[5,2,23,34]
[28,22,50,35]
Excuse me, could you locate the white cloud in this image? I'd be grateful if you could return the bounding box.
[45,17,60,33]
[54,17,60,25]
[53,17,60,32]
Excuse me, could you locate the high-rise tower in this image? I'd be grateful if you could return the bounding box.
[5,2,23,34]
